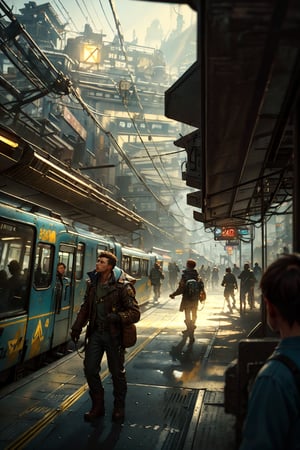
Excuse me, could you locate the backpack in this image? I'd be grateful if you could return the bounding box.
[267,354,300,394]
[185,279,201,298]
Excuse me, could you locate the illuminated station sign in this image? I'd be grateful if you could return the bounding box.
[214,227,250,241]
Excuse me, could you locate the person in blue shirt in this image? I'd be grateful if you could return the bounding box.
[239,253,300,450]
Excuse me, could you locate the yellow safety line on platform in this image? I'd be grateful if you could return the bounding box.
[5,328,161,450]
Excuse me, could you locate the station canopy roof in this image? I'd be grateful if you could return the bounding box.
[0,125,143,236]
[162,0,298,228]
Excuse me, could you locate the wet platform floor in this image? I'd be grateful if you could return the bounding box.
[0,291,261,449]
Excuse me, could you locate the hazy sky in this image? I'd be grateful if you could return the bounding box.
[6,0,196,46]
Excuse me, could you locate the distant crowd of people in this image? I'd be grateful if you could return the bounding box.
[148,255,300,450]
[148,259,263,315]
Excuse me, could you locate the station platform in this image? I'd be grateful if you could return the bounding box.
[0,290,262,450]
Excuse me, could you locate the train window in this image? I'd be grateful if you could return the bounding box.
[0,219,34,315]
[34,243,54,289]
[75,243,84,280]
[97,243,114,254]
[131,257,141,277]
[58,245,75,279]
[140,259,149,277]
[122,255,131,274]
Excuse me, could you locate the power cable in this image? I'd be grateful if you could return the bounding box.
[107,1,170,177]
[107,0,192,224]
[56,0,79,32]
[54,0,192,229]
[81,0,98,31]
[75,0,87,24]
[98,0,115,36]
[88,0,107,33]
[69,85,167,209]
[13,0,197,239]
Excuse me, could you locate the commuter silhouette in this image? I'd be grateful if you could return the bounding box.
[149,262,164,302]
[221,267,238,313]
[54,262,67,313]
[7,260,23,309]
[211,266,219,289]
[253,262,262,284]
[0,269,7,287]
[169,259,205,344]
[0,269,8,312]
[238,263,256,312]
[168,261,180,291]
[232,263,241,277]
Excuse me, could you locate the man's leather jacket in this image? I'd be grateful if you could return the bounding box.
[71,267,140,338]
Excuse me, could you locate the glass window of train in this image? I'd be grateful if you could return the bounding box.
[122,255,131,274]
[58,246,74,279]
[131,257,141,277]
[75,243,84,280]
[97,243,110,254]
[0,220,34,314]
[141,259,148,277]
[34,243,54,289]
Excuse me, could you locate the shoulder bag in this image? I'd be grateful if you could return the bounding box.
[122,323,137,348]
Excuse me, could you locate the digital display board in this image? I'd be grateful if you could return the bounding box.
[214,227,250,241]
[214,227,237,240]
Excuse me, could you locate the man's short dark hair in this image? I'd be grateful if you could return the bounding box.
[98,251,117,268]
[260,253,300,326]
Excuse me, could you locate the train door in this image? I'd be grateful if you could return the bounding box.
[0,217,34,373]
[51,244,75,348]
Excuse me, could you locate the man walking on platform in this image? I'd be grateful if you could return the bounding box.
[221,267,238,312]
[70,251,140,423]
[149,261,164,302]
[168,261,180,291]
[238,263,256,312]
[169,259,205,343]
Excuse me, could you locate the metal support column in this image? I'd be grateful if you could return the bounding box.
[294,101,300,252]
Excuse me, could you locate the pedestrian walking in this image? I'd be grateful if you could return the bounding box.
[169,259,205,344]
[221,267,238,312]
[149,261,164,302]
[70,251,140,423]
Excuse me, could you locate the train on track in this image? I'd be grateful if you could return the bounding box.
[0,192,165,383]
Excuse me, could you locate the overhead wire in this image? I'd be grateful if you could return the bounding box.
[53,0,192,230]
[98,0,115,36]
[89,0,107,33]
[69,85,167,210]
[0,0,206,248]
[81,0,98,31]
[107,0,194,227]
[108,1,169,180]
[56,0,79,32]
[75,0,87,24]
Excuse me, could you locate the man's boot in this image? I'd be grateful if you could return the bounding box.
[182,319,189,335]
[188,321,196,343]
[112,400,125,422]
[84,389,105,422]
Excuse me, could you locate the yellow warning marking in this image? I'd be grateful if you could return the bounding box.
[31,319,44,345]
[29,319,44,359]
[7,328,24,357]
[6,328,162,450]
